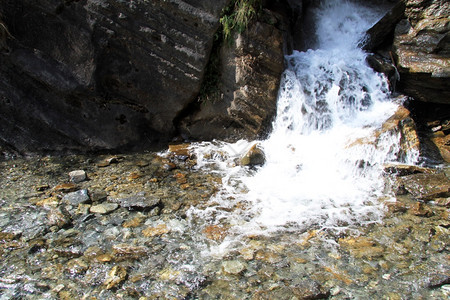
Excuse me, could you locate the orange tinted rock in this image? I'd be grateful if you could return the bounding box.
[409,202,434,217]
[53,183,77,192]
[339,237,385,260]
[203,225,228,241]
[168,144,191,157]
[142,224,170,237]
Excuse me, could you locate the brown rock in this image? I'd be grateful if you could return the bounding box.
[142,224,170,237]
[0,231,17,242]
[203,225,228,241]
[431,134,450,163]
[240,143,266,167]
[399,173,450,200]
[53,183,77,193]
[384,201,408,213]
[103,266,127,290]
[122,214,146,228]
[393,1,450,104]
[47,208,71,228]
[434,197,450,207]
[381,105,420,160]
[35,197,60,207]
[409,202,434,217]
[384,163,438,176]
[65,258,88,275]
[168,144,191,157]
[255,250,282,264]
[178,9,285,141]
[339,237,385,260]
[112,244,148,261]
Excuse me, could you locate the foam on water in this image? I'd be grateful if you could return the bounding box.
[187,0,418,240]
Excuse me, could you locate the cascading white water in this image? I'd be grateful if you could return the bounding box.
[188,0,418,237]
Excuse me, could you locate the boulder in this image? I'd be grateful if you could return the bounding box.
[68,170,87,183]
[62,189,91,206]
[380,105,421,161]
[399,173,450,200]
[0,0,228,153]
[240,143,266,167]
[345,104,420,162]
[392,0,450,104]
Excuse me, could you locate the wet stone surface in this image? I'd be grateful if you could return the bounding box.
[0,151,449,299]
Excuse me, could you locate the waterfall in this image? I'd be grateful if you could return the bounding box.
[188,0,418,237]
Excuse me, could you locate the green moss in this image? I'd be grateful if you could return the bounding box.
[220,0,262,43]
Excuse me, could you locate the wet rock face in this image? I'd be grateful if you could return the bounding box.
[178,9,285,141]
[393,0,450,104]
[0,0,228,153]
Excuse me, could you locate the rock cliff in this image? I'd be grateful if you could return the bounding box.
[0,0,229,154]
[177,6,286,141]
[365,0,449,105]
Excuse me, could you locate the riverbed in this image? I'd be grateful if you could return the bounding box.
[0,151,448,299]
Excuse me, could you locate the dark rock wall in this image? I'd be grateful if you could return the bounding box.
[0,0,229,154]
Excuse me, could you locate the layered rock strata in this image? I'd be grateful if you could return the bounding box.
[0,0,229,153]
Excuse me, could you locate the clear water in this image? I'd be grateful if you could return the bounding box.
[188,0,418,240]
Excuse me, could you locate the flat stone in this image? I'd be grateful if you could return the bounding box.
[68,170,87,183]
[339,237,385,259]
[112,244,148,261]
[142,224,170,237]
[222,260,246,275]
[384,164,438,176]
[434,197,450,207]
[109,194,160,209]
[400,173,450,200]
[53,183,77,193]
[89,203,118,214]
[62,189,90,205]
[168,143,191,157]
